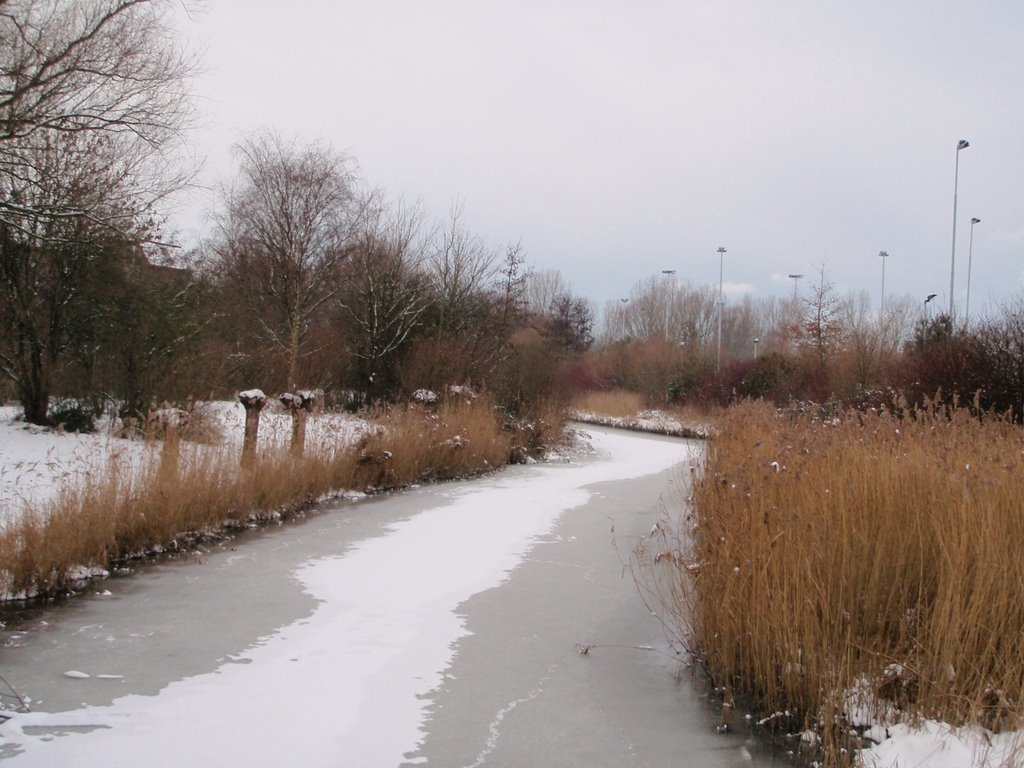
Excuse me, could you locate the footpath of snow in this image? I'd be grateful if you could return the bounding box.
[0,429,697,766]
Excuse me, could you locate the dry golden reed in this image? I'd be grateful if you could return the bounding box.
[571,389,645,419]
[0,395,538,599]
[647,400,1024,757]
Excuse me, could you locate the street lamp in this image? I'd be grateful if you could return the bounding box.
[965,217,981,326]
[716,247,726,373]
[661,269,676,339]
[924,294,938,351]
[788,273,803,301]
[949,138,970,317]
[878,251,889,315]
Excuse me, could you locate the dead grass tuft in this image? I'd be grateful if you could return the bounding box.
[571,389,645,419]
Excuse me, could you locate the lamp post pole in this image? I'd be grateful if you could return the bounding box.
[879,251,889,315]
[965,217,981,326]
[716,247,726,373]
[925,296,937,354]
[788,273,803,301]
[786,273,803,352]
[661,269,676,340]
[949,139,970,317]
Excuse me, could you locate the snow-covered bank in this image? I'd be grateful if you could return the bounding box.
[0,429,696,766]
[0,403,369,528]
[0,406,147,521]
[569,408,711,439]
[862,720,1023,767]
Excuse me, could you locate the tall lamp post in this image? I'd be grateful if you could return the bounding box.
[716,247,726,373]
[949,139,970,317]
[965,217,981,326]
[878,251,889,315]
[924,293,937,351]
[661,269,676,340]
[788,273,803,301]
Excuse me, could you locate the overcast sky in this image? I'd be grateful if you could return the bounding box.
[172,1,1024,317]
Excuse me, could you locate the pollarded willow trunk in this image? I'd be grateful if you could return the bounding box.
[280,390,316,457]
[239,390,267,468]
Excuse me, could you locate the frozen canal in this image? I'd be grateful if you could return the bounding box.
[0,427,777,767]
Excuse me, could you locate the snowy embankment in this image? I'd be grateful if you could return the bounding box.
[0,402,368,528]
[569,408,712,439]
[861,721,1022,767]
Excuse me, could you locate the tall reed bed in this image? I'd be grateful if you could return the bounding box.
[0,396,544,600]
[646,401,1024,760]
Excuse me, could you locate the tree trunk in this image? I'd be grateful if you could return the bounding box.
[287,316,301,391]
[239,390,267,468]
[17,343,50,425]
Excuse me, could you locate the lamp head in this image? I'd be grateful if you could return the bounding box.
[957,139,970,150]
[971,217,981,224]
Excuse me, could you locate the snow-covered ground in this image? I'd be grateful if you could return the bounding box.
[0,402,368,527]
[862,721,1023,767]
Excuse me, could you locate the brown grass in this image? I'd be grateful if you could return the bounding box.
[571,389,645,419]
[0,395,550,600]
[641,400,1024,761]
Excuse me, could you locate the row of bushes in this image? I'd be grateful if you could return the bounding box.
[571,302,1024,420]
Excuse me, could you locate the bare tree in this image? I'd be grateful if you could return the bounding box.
[214,130,363,390]
[337,201,430,396]
[0,129,172,423]
[524,268,568,315]
[610,275,716,346]
[976,293,1024,417]
[880,294,917,355]
[0,0,197,226]
[0,1,199,423]
[428,203,498,333]
[839,289,880,390]
[800,263,844,367]
[721,295,768,359]
[495,240,529,331]
[746,295,790,355]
